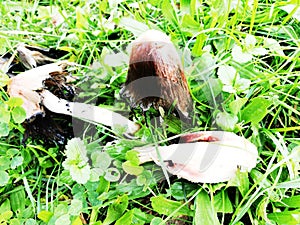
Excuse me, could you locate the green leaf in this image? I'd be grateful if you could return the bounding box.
[280,4,300,22]
[192,34,207,56]
[96,176,110,195]
[72,216,84,225]
[149,0,160,6]
[0,156,10,170]
[90,168,105,182]
[229,98,248,115]
[125,150,140,165]
[24,219,37,225]
[6,97,23,107]
[0,71,9,87]
[91,151,112,169]
[10,156,24,169]
[10,218,21,225]
[38,211,54,223]
[216,111,238,131]
[236,171,250,197]
[194,190,220,225]
[54,203,69,218]
[0,199,11,214]
[62,138,91,184]
[55,214,71,225]
[268,210,300,225]
[181,14,201,35]
[281,195,300,208]
[214,191,233,213]
[150,217,164,225]
[11,106,26,123]
[275,178,300,189]
[10,189,25,213]
[69,199,83,216]
[0,170,10,186]
[227,170,250,197]
[0,122,10,137]
[161,0,178,27]
[6,148,19,157]
[76,7,89,30]
[104,168,121,182]
[122,161,144,176]
[0,211,13,223]
[151,195,192,217]
[168,182,197,201]
[115,210,134,225]
[241,97,273,124]
[180,0,191,14]
[115,208,146,225]
[0,105,10,123]
[136,170,153,187]
[103,195,128,225]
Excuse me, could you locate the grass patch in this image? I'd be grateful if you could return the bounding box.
[0,0,299,224]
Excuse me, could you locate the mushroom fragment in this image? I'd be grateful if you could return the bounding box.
[17,43,59,69]
[136,131,258,183]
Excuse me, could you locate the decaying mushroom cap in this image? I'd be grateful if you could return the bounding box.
[136,131,258,183]
[7,61,72,120]
[122,30,193,119]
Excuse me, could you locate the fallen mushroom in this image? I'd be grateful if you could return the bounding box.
[121,29,193,119]
[7,60,140,135]
[7,61,73,119]
[135,131,258,183]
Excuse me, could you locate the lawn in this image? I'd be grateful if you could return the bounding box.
[0,0,299,224]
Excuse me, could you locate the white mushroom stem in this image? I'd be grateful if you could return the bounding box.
[135,131,258,183]
[41,90,140,135]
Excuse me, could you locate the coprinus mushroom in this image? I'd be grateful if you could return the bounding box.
[121,30,193,119]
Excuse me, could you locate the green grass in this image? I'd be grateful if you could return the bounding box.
[0,0,300,224]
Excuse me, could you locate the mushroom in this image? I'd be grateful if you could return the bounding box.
[7,61,140,135]
[121,30,193,119]
[136,131,258,183]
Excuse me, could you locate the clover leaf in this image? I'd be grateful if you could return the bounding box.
[217,65,251,94]
[62,138,91,184]
[232,34,268,63]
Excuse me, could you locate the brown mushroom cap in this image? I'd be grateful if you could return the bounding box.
[122,30,193,118]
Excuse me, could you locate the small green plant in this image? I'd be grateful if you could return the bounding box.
[0,72,26,137]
